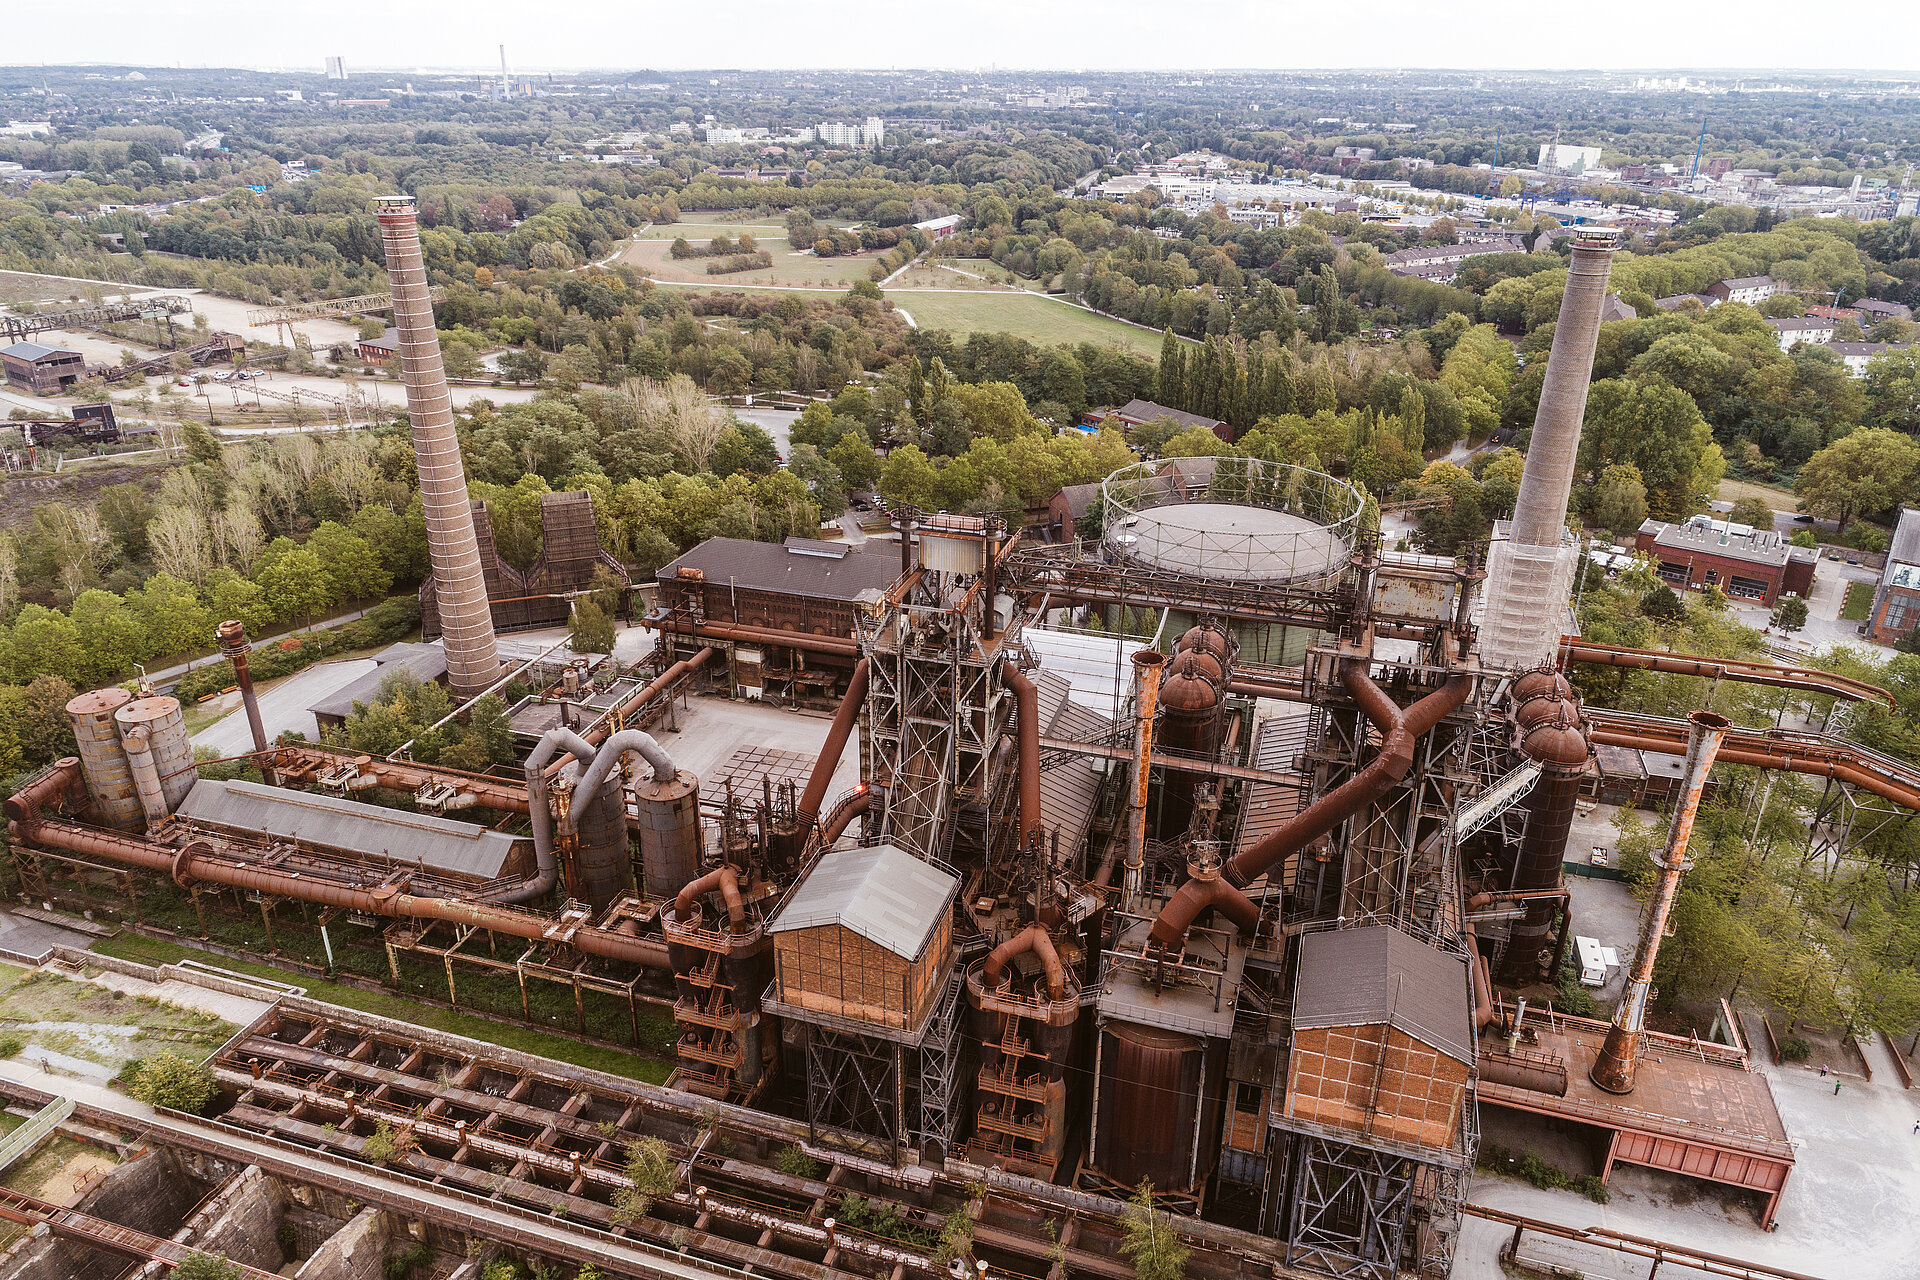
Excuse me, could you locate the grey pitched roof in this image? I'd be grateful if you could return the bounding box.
[309,642,449,720]
[1294,924,1474,1065]
[770,843,958,961]
[1,340,80,362]
[658,536,901,603]
[177,779,526,879]
[1112,398,1223,431]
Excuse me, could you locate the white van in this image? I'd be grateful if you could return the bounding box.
[1576,935,1608,988]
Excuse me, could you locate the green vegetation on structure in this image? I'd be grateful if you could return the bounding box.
[123,1048,218,1113]
[93,934,673,1083]
[1477,1142,1611,1203]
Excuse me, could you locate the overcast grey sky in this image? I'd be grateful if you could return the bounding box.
[6,0,1918,74]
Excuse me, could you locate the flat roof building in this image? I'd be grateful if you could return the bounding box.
[1634,515,1816,606]
[1866,507,1920,646]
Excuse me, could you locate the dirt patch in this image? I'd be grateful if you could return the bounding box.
[0,457,177,530]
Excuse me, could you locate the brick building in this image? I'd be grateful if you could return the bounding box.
[1865,507,1920,645]
[1634,516,1815,606]
[1,340,86,392]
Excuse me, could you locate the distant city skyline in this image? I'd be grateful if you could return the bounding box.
[4,0,1919,75]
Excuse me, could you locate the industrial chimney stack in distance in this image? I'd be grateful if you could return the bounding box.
[1478,225,1621,670]
[375,195,502,698]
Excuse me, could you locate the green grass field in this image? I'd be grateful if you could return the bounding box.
[620,235,882,287]
[93,934,673,1084]
[1843,581,1874,622]
[885,290,1163,357]
[1717,477,1800,511]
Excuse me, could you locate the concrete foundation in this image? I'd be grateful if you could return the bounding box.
[294,1206,394,1280]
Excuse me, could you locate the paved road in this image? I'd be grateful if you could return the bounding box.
[138,605,374,690]
[191,658,377,755]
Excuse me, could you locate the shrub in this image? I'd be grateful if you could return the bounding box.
[0,1036,24,1059]
[774,1144,819,1180]
[172,1253,243,1280]
[1779,1036,1813,1062]
[612,1137,678,1223]
[125,1049,217,1113]
[361,1118,414,1165]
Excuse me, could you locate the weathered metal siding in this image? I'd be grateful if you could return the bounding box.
[114,695,196,812]
[66,687,141,831]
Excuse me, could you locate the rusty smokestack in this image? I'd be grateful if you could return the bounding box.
[375,194,501,698]
[1479,226,1620,671]
[1590,709,1728,1095]
[1123,650,1166,908]
[217,619,269,754]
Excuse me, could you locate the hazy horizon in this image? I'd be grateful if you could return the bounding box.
[6,0,1918,78]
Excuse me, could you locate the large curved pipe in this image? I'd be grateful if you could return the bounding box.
[1585,714,1920,809]
[1559,639,1894,708]
[1469,927,1496,1032]
[982,923,1066,1001]
[818,788,871,847]
[797,659,869,827]
[3,759,85,830]
[1148,660,1475,950]
[1227,661,1474,888]
[13,817,669,969]
[1000,658,1044,848]
[673,864,745,930]
[560,729,675,839]
[1149,873,1262,949]
[509,727,598,906]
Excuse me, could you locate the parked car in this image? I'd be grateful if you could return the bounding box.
[1793,514,1815,523]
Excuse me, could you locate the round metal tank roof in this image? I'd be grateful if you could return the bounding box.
[114,694,184,727]
[66,686,133,718]
[1177,624,1233,666]
[1511,668,1574,707]
[1158,666,1222,713]
[1164,649,1225,690]
[1520,703,1590,769]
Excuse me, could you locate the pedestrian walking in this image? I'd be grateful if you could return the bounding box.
[1835,1080,1843,1095]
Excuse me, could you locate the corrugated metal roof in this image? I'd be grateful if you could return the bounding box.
[769,843,957,961]
[1294,925,1474,1065]
[1233,708,1313,872]
[309,642,449,720]
[177,779,525,879]
[1034,670,1111,860]
[1,340,80,362]
[657,536,901,603]
[1024,626,1150,721]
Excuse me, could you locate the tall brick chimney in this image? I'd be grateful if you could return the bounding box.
[375,195,501,698]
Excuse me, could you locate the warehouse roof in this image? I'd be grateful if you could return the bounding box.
[770,843,958,961]
[658,536,901,603]
[1294,925,1474,1065]
[177,778,526,879]
[1,341,81,362]
[309,641,449,721]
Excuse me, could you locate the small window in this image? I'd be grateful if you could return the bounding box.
[1234,1081,1263,1114]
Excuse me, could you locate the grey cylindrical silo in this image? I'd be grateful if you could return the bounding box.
[1509,227,1622,549]
[374,194,501,698]
[115,695,197,813]
[635,769,701,902]
[67,687,141,831]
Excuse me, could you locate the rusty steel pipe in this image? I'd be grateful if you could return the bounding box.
[1000,658,1045,849]
[1584,715,1920,809]
[673,864,745,930]
[798,659,868,828]
[1123,651,1166,906]
[1559,638,1893,708]
[217,619,270,754]
[1148,659,1474,950]
[981,923,1067,1001]
[646,616,860,658]
[591,646,714,745]
[818,788,871,846]
[269,746,533,814]
[1591,710,1730,1095]
[15,818,669,969]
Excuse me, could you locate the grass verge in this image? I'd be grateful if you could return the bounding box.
[881,289,1162,356]
[92,934,673,1085]
[1843,580,1874,622]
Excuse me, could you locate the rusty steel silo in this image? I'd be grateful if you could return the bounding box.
[115,695,197,814]
[374,194,501,698]
[66,687,141,831]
